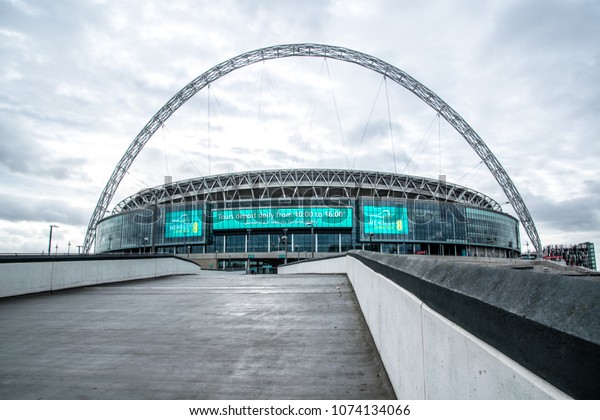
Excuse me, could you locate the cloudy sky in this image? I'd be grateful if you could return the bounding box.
[0,0,598,258]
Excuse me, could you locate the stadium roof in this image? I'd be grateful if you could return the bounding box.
[113,168,502,213]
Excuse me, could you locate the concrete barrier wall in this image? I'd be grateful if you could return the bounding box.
[279,255,347,274]
[279,252,600,399]
[347,257,571,399]
[0,256,201,298]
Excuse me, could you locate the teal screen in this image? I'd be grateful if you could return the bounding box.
[363,205,409,235]
[165,209,203,238]
[212,207,353,230]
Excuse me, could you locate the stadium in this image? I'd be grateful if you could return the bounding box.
[94,168,521,271]
[85,44,539,270]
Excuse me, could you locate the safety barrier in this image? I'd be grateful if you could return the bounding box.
[0,255,201,298]
[279,251,600,399]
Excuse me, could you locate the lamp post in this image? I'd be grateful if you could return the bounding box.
[282,228,288,264]
[306,222,314,258]
[246,228,252,274]
[67,241,71,255]
[48,225,59,255]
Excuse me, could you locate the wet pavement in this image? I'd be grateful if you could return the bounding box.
[0,272,394,400]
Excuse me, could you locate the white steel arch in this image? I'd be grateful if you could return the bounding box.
[83,43,541,254]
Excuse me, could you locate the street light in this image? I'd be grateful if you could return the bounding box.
[244,228,252,273]
[67,241,71,255]
[282,228,288,264]
[306,222,314,258]
[48,225,59,255]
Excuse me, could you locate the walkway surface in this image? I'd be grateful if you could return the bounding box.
[0,272,394,399]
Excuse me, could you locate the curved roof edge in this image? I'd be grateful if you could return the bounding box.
[113,168,502,213]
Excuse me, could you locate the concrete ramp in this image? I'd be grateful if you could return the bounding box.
[0,272,394,400]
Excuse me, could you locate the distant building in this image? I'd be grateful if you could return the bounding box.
[543,242,597,271]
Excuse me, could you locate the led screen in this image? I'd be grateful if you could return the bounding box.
[212,207,353,230]
[165,209,203,238]
[363,204,409,235]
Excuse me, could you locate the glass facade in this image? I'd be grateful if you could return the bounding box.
[96,210,153,253]
[95,198,520,258]
[358,198,519,251]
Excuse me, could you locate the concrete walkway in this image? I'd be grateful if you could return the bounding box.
[0,272,394,400]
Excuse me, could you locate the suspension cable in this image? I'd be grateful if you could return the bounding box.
[161,124,170,178]
[324,58,350,168]
[402,113,438,175]
[295,59,328,168]
[350,76,385,169]
[384,76,398,173]
[262,63,292,168]
[455,160,484,187]
[437,113,442,176]
[207,84,211,175]
[125,169,151,189]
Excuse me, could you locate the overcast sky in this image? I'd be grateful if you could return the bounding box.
[0,0,598,259]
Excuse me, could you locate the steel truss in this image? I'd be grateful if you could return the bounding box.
[83,44,541,253]
[114,168,501,212]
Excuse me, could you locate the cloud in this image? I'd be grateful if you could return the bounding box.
[525,181,600,233]
[0,192,90,225]
[0,0,599,256]
[0,118,90,181]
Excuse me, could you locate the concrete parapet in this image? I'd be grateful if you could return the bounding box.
[0,255,201,298]
[279,254,347,274]
[279,252,600,399]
